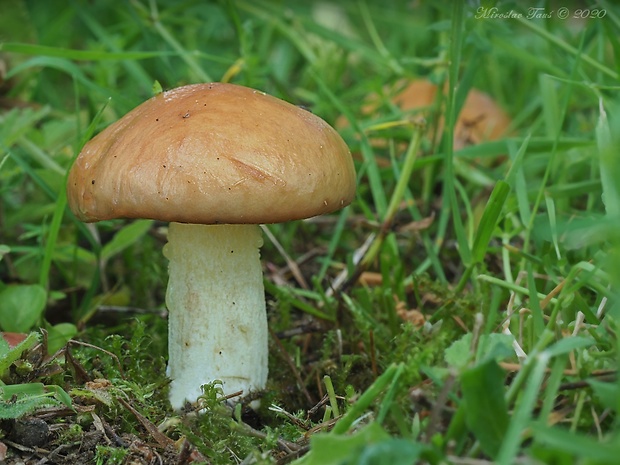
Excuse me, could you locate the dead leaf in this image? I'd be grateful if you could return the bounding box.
[396,307,426,327]
[117,397,175,449]
[1,332,28,348]
[85,378,113,390]
[395,296,426,327]
[357,271,383,287]
[397,212,435,233]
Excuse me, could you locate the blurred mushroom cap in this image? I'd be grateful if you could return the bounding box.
[392,79,511,149]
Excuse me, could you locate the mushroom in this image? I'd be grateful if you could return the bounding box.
[390,79,511,150]
[66,82,356,409]
[337,79,511,164]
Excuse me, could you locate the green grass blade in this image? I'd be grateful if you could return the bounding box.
[358,0,404,74]
[441,1,471,267]
[7,56,132,108]
[317,207,351,282]
[544,194,561,260]
[526,261,545,336]
[100,220,154,263]
[529,422,620,462]
[310,69,387,216]
[332,363,401,434]
[471,181,511,265]
[597,101,620,216]
[516,17,618,80]
[455,180,510,293]
[4,145,56,199]
[497,352,549,464]
[75,7,154,89]
[461,360,509,459]
[538,355,569,422]
[0,333,39,377]
[0,42,175,60]
[39,183,68,290]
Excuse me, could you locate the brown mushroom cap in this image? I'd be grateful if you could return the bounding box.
[67,82,356,224]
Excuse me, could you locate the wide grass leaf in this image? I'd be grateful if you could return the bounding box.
[101,220,154,262]
[529,421,620,463]
[0,332,39,378]
[587,379,619,414]
[293,422,387,465]
[461,359,509,459]
[445,332,514,370]
[0,284,46,332]
[1,42,174,61]
[471,180,510,265]
[293,422,425,465]
[0,383,72,419]
[597,101,620,216]
[354,438,425,465]
[0,386,59,420]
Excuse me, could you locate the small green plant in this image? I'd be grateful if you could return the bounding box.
[0,282,46,333]
[94,445,130,465]
[0,332,73,419]
[0,332,39,379]
[0,382,72,420]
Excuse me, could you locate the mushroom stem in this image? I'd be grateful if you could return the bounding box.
[164,222,268,409]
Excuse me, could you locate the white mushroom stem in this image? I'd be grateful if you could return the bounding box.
[163,222,268,409]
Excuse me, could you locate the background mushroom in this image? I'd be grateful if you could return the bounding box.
[390,79,511,150]
[66,82,356,409]
[337,78,512,165]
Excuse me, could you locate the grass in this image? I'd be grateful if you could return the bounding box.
[1,0,620,463]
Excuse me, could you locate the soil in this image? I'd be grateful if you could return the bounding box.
[0,335,210,465]
[1,413,207,465]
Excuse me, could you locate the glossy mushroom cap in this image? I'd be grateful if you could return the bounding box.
[67,83,356,224]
